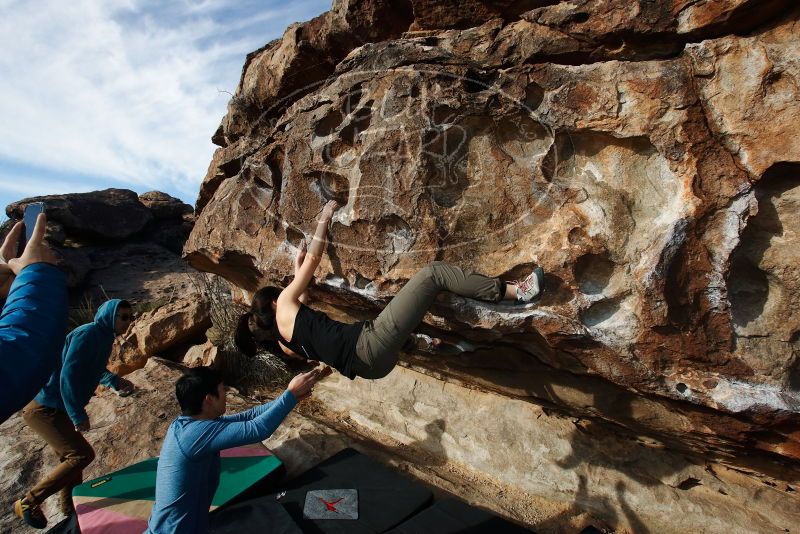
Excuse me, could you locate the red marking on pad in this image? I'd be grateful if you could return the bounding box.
[319,497,344,512]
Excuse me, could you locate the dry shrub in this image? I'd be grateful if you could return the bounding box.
[189,272,291,391]
[214,340,292,394]
[69,293,99,331]
[189,273,243,342]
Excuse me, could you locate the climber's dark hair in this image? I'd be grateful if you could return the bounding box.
[234,286,283,357]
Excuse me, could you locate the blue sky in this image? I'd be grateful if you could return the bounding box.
[0,0,331,219]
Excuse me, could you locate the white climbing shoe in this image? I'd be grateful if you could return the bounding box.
[514,266,544,303]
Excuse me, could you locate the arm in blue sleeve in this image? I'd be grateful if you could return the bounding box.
[99,371,118,389]
[184,390,297,458]
[219,398,284,423]
[60,330,97,425]
[0,264,67,423]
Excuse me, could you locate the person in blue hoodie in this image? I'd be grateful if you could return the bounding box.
[0,213,68,424]
[14,298,135,529]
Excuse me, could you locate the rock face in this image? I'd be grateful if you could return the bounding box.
[311,366,800,533]
[183,340,219,368]
[139,191,194,220]
[6,189,154,241]
[185,0,800,530]
[110,298,211,376]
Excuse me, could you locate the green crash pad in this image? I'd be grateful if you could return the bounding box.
[72,444,283,534]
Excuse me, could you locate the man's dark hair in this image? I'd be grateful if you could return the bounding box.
[175,366,223,416]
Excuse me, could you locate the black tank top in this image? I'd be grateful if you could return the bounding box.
[280,304,364,379]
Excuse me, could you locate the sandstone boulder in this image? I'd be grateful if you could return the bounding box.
[110,297,211,376]
[138,191,193,220]
[3,189,196,291]
[310,365,800,533]
[83,243,195,304]
[212,0,415,150]
[7,189,153,241]
[183,340,219,368]
[183,1,800,531]
[406,0,541,31]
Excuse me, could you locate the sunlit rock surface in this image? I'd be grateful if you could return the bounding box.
[110,298,211,376]
[185,1,800,531]
[311,366,799,533]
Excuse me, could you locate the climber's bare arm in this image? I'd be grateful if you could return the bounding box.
[277,201,339,332]
[305,199,338,265]
[294,239,310,304]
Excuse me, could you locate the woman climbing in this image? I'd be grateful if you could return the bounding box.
[235,200,544,380]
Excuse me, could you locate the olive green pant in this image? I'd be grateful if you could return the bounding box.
[353,262,502,379]
[22,401,95,508]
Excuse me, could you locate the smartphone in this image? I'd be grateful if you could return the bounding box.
[18,202,45,255]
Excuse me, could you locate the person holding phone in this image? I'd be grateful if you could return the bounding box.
[0,210,67,424]
[14,298,135,529]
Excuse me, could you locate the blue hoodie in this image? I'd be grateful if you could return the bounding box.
[35,299,123,425]
[0,263,68,423]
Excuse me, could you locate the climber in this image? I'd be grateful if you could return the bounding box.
[235,200,545,380]
[145,366,320,534]
[0,213,68,424]
[14,298,135,530]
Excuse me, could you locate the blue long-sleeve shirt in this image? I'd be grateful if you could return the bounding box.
[0,263,67,423]
[35,299,122,425]
[145,390,297,534]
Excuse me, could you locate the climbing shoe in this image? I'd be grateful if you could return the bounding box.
[514,266,544,303]
[14,498,47,529]
[405,333,442,354]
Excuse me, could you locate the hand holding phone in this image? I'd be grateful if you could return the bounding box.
[18,203,45,256]
[4,211,58,276]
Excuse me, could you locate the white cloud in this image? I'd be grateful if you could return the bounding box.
[0,0,330,203]
[0,174,99,198]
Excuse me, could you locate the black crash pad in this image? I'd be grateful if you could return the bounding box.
[270,448,433,534]
[386,498,533,533]
[46,514,80,534]
[210,498,302,534]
